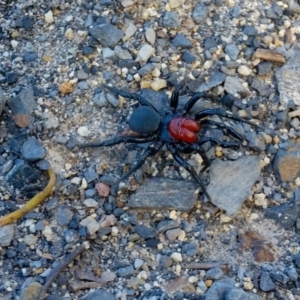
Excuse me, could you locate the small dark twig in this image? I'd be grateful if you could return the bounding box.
[38,243,87,300]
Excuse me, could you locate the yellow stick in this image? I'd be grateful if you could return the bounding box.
[0,169,56,227]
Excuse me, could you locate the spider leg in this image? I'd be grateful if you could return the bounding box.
[103,84,158,112]
[194,108,262,129]
[111,140,165,195]
[167,144,212,201]
[201,119,243,141]
[175,143,211,173]
[182,92,205,115]
[170,82,185,111]
[79,135,157,148]
[198,136,240,148]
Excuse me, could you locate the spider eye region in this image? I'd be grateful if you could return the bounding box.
[129,106,161,134]
[168,117,201,143]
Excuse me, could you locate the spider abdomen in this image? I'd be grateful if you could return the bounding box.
[168,117,201,143]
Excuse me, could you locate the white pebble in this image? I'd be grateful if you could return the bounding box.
[254,193,267,208]
[71,177,81,185]
[45,10,54,23]
[84,198,98,207]
[170,252,182,262]
[145,27,156,45]
[78,126,90,137]
[42,225,53,241]
[111,226,119,236]
[150,79,167,91]
[135,44,155,63]
[238,65,252,76]
[11,40,18,49]
[81,178,88,189]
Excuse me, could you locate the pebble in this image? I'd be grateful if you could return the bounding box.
[170,252,182,262]
[135,44,154,63]
[77,126,90,137]
[122,22,137,41]
[44,10,54,23]
[163,11,180,28]
[83,198,98,208]
[85,289,116,300]
[20,137,47,161]
[145,27,156,45]
[238,65,252,76]
[20,282,42,300]
[259,271,276,292]
[151,79,167,91]
[192,3,208,24]
[0,225,14,247]
[89,24,124,47]
[80,216,100,235]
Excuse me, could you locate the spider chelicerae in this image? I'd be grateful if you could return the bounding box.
[79,84,261,201]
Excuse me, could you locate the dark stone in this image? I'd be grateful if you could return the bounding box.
[89,23,124,47]
[192,3,208,24]
[230,6,241,18]
[206,267,224,280]
[245,132,266,152]
[145,238,160,248]
[225,287,260,300]
[85,289,116,300]
[259,271,276,292]
[163,11,180,28]
[84,169,98,183]
[138,64,155,76]
[23,52,38,62]
[225,44,239,60]
[221,93,236,107]
[270,270,289,284]
[243,26,258,36]
[156,220,180,233]
[8,86,36,115]
[205,277,236,300]
[265,202,300,230]
[16,16,34,29]
[116,265,135,277]
[203,37,218,51]
[198,71,226,92]
[172,34,192,48]
[6,72,18,85]
[257,62,272,75]
[82,46,96,55]
[128,178,198,212]
[5,159,39,189]
[20,137,47,161]
[56,205,74,226]
[182,51,197,63]
[134,224,156,239]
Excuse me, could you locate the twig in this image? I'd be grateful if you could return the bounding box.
[38,243,87,300]
[0,170,56,227]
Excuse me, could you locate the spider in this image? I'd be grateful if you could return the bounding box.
[79,84,261,201]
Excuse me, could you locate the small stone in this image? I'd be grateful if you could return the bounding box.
[95,182,110,197]
[65,28,74,40]
[122,22,137,41]
[170,252,182,262]
[78,126,90,137]
[166,228,182,241]
[243,26,258,36]
[21,137,47,161]
[56,205,73,226]
[192,3,208,24]
[134,258,144,269]
[135,44,155,63]
[134,224,156,239]
[151,79,167,91]
[225,44,239,60]
[42,225,53,241]
[80,217,100,235]
[169,0,184,8]
[99,214,117,228]
[163,11,180,28]
[259,271,276,292]
[58,82,73,93]
[116,265,135,277]
[205,267,223,280]
[93,92,108,107]
[84,198,98,207]
[23,234,38,246]
[145,27,156,45]
[0,225,14,247]
[45,10,54,23]
[172,34,192,48]
[20,282,42,300]
[238,65,252,76]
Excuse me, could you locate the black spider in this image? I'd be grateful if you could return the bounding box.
[79,84,261,201]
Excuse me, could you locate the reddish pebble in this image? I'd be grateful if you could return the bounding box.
[95,182,110,197]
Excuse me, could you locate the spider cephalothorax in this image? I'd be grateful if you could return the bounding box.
[80,84,261,201]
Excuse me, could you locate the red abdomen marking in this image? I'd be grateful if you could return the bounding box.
[168,117,201,143]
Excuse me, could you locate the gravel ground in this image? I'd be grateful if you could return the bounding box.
[1,0,300,299]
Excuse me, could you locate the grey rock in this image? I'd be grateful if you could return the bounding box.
[128,178,198,212]
[206,267,224,280]
[198,71,226,92]
[243,26,258,36]
[225,288,260,300]
[106,93,119,107]
[251,78,274,97]
[56,205,74,226]
[205,277,236,300]
[77,69,89,80]
[287,266,298,281]
[85,289,116,300]
[20,137,47,161]
[138,64,155,76]
[85,14,94,27]
[114,45,132,59]
[0,225,14,247]
[24,41,36,53]
[77,81,89,90]
[1,159,13,174]
[206,156,260,216]
[245,131,266,152]
[116,265,135,277]
[230,6,241,18]
[182,51,197,63]
[182,241,199,256]
[204,37,218,51]
[93,92,108,107]
[257,62,272,75]
[223,76,246,95]
[225,44,239,60]
[265,202,300,230]
[8,86,36,115]
[23,52,38,62]
[89,23,124,47]
[259,271,276,292]
[102,48,115,59]
[163,11,180,28]
[84,169,98,183]
[192,3,208,24]
[35,159,50,171]
[171,34,192,48]
[134,224,156,239]
[156,219,180,233]
[276,43,300,108]
[270,270,289,284]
